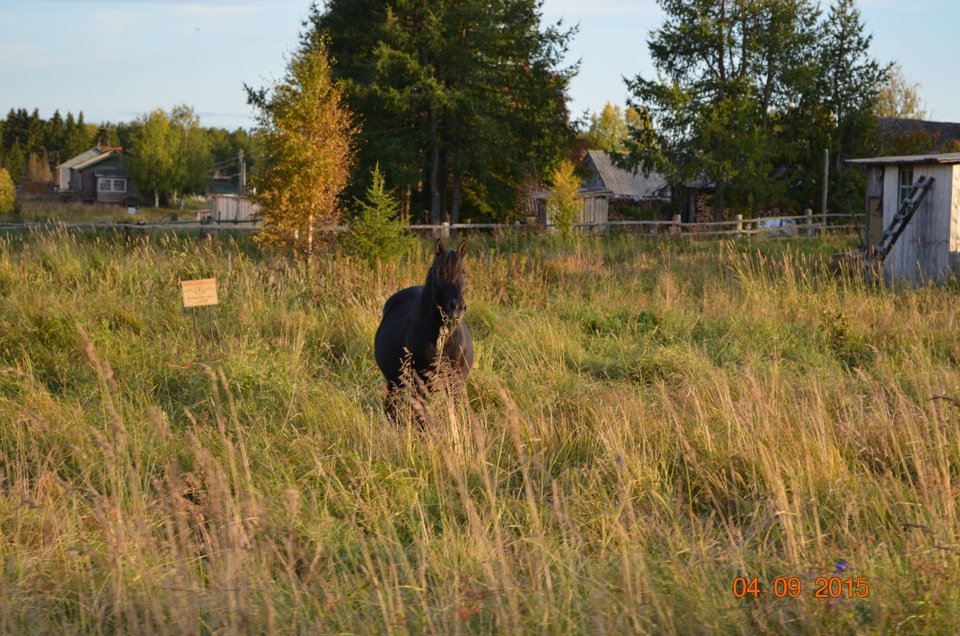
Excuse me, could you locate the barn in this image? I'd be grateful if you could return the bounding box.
[847,152,960,285]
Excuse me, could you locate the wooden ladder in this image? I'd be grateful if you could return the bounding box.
[867,175,935,266]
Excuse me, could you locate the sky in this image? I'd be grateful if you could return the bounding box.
[2,0,959,131]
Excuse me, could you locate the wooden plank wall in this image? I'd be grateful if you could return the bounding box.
[885,164,953,284]
[865,166,883,248]
[952,165,960,272]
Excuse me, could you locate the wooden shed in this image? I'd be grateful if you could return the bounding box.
[531,188,611,231]
[209,194,261,222]
[847,152,960,284]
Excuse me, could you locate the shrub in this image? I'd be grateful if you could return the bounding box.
[0,168,15,215]
[547,159,580,238]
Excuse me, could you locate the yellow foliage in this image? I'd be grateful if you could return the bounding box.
[251,41,357,259]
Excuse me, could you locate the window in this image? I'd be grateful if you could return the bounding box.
[899,168,914,205]
[97,178,127,193]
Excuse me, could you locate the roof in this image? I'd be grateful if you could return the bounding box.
[73,148,124,171]
[583,150,669,199]
[846,152,960,166]
[877,117,960,143]
[57,148,102,170]
[57,147,125,171]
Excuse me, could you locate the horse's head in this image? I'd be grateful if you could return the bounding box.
[429,238,467,324]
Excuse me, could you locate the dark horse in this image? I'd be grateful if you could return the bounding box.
[374,239,474,421]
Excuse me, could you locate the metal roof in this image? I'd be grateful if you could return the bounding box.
[846,152,960,166]
[57,147,125,171]
[877,117,960,144]
[584,150,670,199]
[57,148,101,170]
[73,149,124,171]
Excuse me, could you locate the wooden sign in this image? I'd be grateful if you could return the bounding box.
[181,278,218,307]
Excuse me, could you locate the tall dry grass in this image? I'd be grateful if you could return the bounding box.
[0,227,958,633]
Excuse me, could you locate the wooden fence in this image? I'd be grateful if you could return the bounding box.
[0,211,860,238]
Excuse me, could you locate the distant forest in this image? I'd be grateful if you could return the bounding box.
[0,107,257,192]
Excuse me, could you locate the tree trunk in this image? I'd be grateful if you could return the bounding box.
[713,180,726,223]
[154,189,159,208]
[451,125,463,226]
[429,104,441,225]
[451,166,462,226]
[439,148,448,223]
[307,215,314,268]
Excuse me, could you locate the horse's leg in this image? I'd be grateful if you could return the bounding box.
[400,370,434,428]
[386,377,431,428]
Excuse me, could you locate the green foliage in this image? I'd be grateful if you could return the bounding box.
[547,159,581,238]
[126,105,212,207]
[250,40,356,259]
[625,0,884,218]
[308,0,578,223]
[346,165,415,265]
[126,108,175,207]
[0,168,15,215]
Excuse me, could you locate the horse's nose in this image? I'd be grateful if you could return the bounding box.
[448,299,466,320]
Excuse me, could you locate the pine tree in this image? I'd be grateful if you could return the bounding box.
[347,164,415,265]
[305,0,577,223]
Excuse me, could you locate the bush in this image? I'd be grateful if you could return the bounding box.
[0,168,15,215]
[346,165,416,265]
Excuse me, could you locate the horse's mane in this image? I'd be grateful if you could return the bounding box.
[432,250,465,283]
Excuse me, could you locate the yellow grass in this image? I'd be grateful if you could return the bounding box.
[0,226,957,633]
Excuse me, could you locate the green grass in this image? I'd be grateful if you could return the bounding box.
[0,223,958,634]
[1,199,207,224]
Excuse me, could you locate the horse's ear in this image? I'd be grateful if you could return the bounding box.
[435,238,444,255]
[457,240,467,258]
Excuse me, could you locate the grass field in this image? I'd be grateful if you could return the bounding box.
[1,199,208,225]
[0,224,958,634]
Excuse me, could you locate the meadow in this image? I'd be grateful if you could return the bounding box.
[0,223,958,634]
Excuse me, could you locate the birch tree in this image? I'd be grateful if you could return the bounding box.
[127,108,175,208]
[250,39,356,260]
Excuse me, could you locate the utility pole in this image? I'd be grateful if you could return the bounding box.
[238,149,246,196]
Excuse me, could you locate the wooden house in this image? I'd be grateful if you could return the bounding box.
[533,150,671,230]
[581,150,670,202]
[847,152,960,284]
[56,147,140,205]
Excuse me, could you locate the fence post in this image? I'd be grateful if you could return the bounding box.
[672,214,681,235]
[441,221,450,239]
[735,214,743,238]
[805,208,813,236]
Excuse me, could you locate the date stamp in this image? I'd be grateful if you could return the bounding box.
[732,576,869,599]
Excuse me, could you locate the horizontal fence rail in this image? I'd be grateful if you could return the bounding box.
[0,212,861,238]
